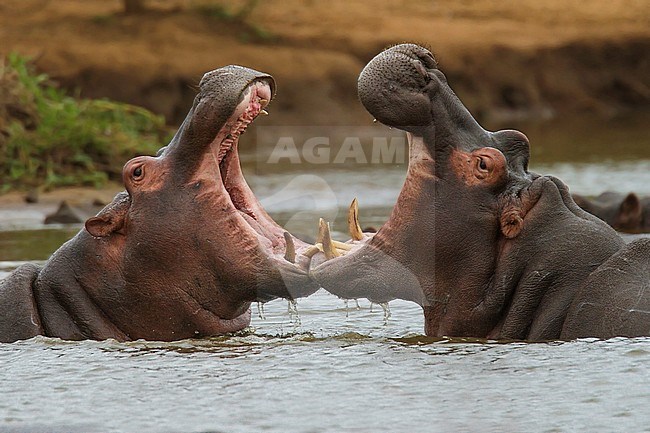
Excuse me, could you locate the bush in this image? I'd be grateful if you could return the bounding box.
[0,53,172,192]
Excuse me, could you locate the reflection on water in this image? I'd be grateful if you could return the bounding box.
[499,113,650,164]
[532,160,650,195]
[0,228,78,262]
[1,114,649,432]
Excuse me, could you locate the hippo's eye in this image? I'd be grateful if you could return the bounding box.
[132,166,144,180]
[478,158,488,171]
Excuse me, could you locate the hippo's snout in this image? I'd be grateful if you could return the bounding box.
[358,44,441,131]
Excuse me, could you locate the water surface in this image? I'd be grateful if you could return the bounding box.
[1,115,649,432]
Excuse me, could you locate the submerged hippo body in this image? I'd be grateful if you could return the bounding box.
[311,44,650,341]
[573,192,650,233]
[0,66,318,343]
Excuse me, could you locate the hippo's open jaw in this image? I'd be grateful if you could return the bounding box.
[213,82,271,168]
[308,131,433,265]
[190,77,318,296]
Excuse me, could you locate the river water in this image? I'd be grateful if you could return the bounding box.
[1,115,649,432]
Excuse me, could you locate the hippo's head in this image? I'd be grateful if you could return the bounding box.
[358,44,531,171]
[310,44,549,337]
[360,43,539,234]
[76,66,318,340]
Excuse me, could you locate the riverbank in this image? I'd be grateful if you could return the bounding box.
[1,0,648,126]
[0,184,122,229]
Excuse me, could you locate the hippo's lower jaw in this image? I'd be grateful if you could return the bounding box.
[199,80,319,301]
[308,132,434,306]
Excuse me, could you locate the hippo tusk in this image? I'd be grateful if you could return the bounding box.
[303,245,322,258]
[283,232,295,263]
[348,198,364,241]
[260,109,269,116]
[331,240,353,251]
[259,99,269,107]
[319,218,340,259]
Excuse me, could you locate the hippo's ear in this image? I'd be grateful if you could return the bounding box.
[85,192,131,238]
[500,205,525,239]
[617,193,642,229]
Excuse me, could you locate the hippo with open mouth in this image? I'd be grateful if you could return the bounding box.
[0,66,319,342]
[311,44,650,341]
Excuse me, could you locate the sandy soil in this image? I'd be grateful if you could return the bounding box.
[0,0,648,126]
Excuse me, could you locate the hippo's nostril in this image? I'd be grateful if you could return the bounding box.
[414,61,429,79]
[420,52,437,69]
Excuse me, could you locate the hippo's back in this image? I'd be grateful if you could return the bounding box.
[562,238,650,339]
[0,263,43,343]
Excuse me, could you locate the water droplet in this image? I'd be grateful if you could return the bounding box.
[354,299,361,310]
[287,299,301,326]
[257,302,266,320]
[379,302,391,325]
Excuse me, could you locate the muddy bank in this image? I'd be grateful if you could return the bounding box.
[0,0,649,125]
[0,185,122,229]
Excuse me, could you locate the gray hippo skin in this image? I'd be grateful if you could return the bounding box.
[0,66,318,343]
[310,44,650,341]
[573,192,650,233]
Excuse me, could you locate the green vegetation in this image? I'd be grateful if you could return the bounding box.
[0,53,172,192]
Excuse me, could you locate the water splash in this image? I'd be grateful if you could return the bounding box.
[287,299,301,326]
[343,299,350,318]
[256,302,266,320]
[379,302,391,325]
[354,299,361,310]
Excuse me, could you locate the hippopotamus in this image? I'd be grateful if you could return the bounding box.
[44,200,105,225]
[0,65,318,343]
[310,44,650,341]
[573,192,650,233]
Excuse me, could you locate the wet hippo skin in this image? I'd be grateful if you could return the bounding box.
[0,66,319,343]
[310,44,650,341]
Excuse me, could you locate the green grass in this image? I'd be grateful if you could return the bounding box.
[0,53,172,192]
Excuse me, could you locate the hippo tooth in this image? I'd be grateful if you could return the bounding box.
[315,219,324,244]
[348,198,364,241]
[318,218,340,260]
[303,245,322,258]
[283,232,296,263]
[260,109,269,116]
[259,98,269,107]
[331,240,353,251]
